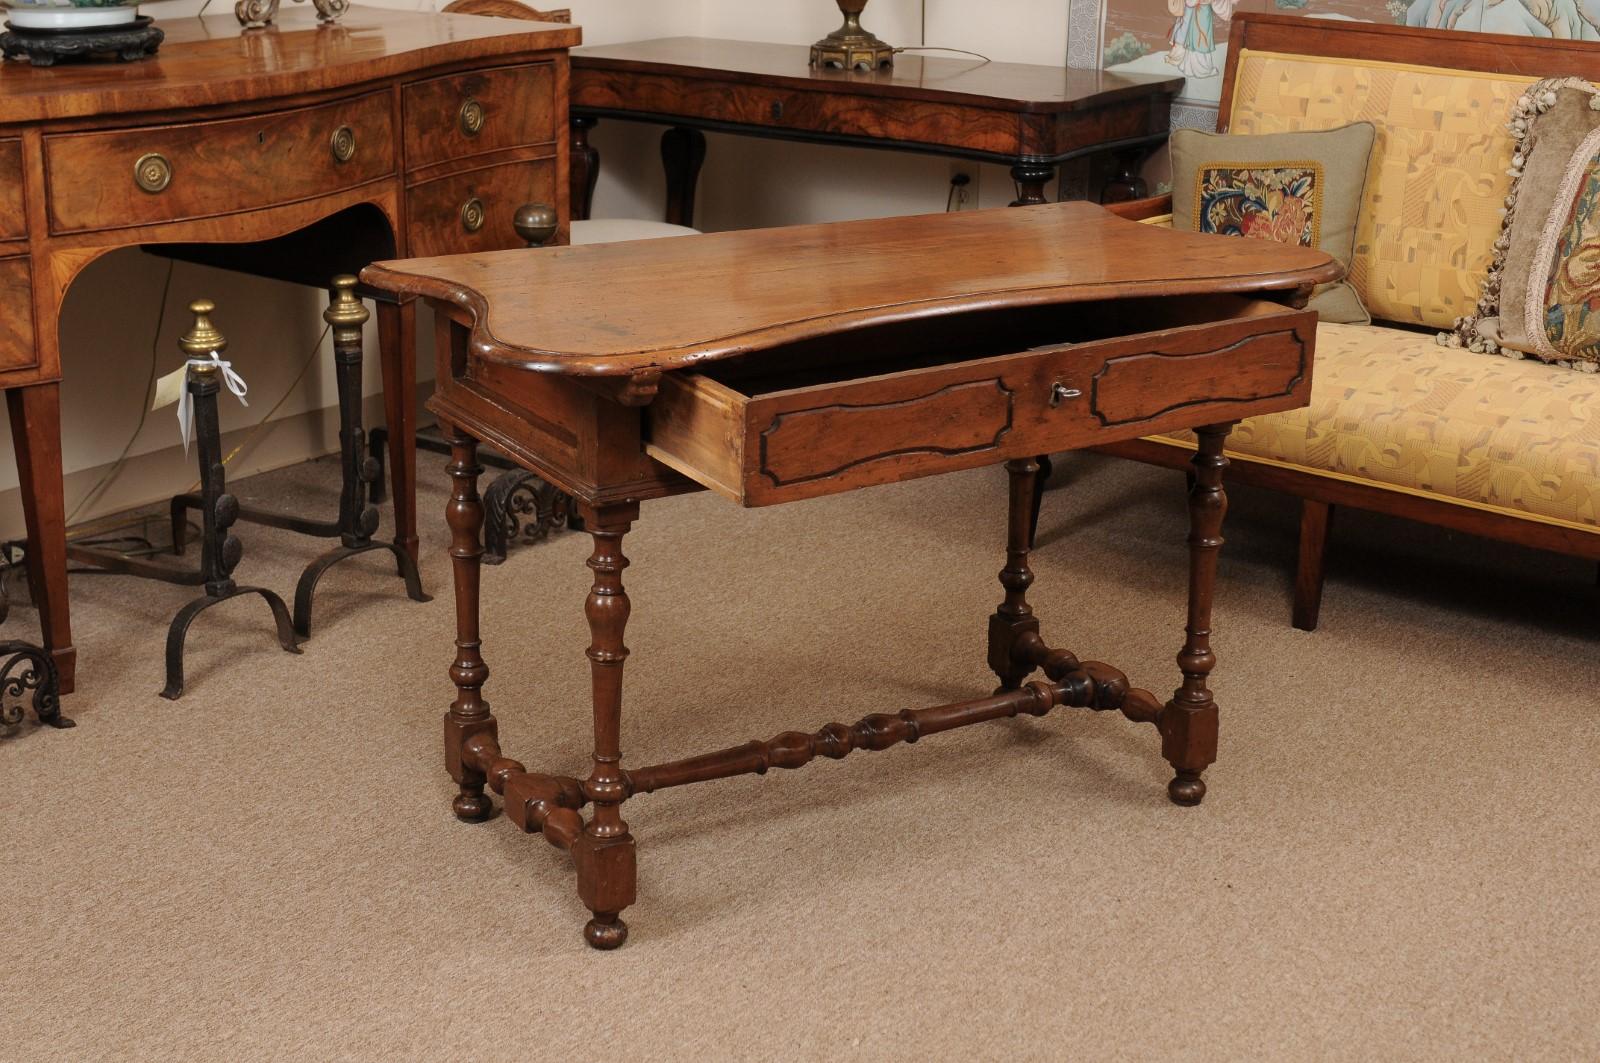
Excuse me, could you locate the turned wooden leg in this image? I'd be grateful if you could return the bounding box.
[570,116,599,223]
[7,384,76,695]
[376,300,420,569]
[1009,163,1055,207]
[1099,149,1148,204]
[1029,453,1053,547]
[988,457,1042,692]
[443,424,496,823]
[1160,423,1233,807]
[661,126,707,229]
[573,501,641,950]
[1294,499,1333,632]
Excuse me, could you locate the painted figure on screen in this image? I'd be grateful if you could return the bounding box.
[1166,0,1238,78]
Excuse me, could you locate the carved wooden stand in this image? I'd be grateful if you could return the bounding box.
[441,425,1235,949]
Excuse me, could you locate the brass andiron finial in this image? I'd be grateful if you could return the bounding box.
[810,0,894,71]
[513,203,559,248]
[180,299,227,361]
[323,274,369,344]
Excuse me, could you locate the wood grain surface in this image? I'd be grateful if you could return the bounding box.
[0,7,579,125]
[402,61,558,171]
[363,201,1339,375]
[43,91,396,234]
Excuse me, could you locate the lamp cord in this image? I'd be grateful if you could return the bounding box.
[894,46,992,64]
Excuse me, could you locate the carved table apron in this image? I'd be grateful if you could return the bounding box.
[361,201,1339,950]
[0,7,578,695]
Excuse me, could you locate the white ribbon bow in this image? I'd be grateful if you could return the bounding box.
[176,352,249,453]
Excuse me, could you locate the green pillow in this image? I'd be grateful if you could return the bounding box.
[1170,122,1377,324]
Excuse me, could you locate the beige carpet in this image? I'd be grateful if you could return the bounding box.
[3,450,1597,1061]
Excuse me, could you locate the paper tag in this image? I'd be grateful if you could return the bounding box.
[152,365,187,411]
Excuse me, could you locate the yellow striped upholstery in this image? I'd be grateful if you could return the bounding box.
[1228,51,1535,330]
[1155,322,1600,532]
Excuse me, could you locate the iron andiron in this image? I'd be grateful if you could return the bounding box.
[169,277,429,638]
[361,202,1339,949]
[68,300,301,700]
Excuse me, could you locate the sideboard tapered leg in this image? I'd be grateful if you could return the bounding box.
[1160,423,1233,806]
[443,424,496,823]
[988,457,1042,693]
[573,502,640,950]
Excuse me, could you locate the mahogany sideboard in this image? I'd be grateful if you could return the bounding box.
[568,38,1185,224]
[0,7,578,694]
[362,202,1338,949]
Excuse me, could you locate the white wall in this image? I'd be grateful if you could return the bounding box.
[0,0,1072,538]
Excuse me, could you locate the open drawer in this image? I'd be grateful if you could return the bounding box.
[645,293,1318,507]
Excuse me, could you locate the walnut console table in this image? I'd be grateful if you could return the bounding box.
[362,202,1337,949]
[569,38,1184,223]
[0,7,578,694]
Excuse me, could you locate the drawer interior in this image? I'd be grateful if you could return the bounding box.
[645,291,1312,508]
[694,292,1289,398]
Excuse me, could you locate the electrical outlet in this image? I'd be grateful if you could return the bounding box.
[947,164,978,211]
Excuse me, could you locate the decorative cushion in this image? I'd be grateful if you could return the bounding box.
[1170,123,1376,324]
[1153,321,1600,532]
[1449,79,1600,372]
[1228,50,1536,330]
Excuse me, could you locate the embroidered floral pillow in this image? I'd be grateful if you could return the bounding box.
[1170,123,1376,324]
[1448,79,1600,372]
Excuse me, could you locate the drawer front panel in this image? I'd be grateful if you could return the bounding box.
[44,92,396,234]
[0,141,25,242]
[404,62,557,170]
[759,378,1013,488]
[648,304,1317,507]
[575,71,1023,156]
[1088,327,1308,428]
[0,257,37,373]
[406,158,556,258]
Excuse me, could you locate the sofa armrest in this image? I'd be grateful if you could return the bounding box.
[1103,194,1173,221]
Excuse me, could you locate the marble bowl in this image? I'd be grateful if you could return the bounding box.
[5,0,140,31]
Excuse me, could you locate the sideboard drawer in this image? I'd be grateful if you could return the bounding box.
[574,70,1022,157]
[403,62,558,171]
[0,141,24,243]
[43,92,396,235]
[646,297,1317,506]
[0,257,36,373]
[406,158,557,258]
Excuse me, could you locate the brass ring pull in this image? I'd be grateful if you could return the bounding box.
[133,153,172,194]
[1049,382,1081,408]
[459,98,486,137]
[330,125,357,164]
[460,196,486,233]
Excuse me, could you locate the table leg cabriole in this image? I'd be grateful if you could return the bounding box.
[440,428,1236,949]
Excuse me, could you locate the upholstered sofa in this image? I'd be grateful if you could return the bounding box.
[1102,13,1600,629]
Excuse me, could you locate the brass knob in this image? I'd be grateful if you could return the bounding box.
[512,202,557,247]
[323,274,369,342]
[179,299,227,358]
[460,196,485,234]
[330,125,357,164]
[134,153,172,194]
[459,98,486,137]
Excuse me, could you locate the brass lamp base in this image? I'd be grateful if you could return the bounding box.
[810,10,894,70]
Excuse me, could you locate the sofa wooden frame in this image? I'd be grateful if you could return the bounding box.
[1099,13,1600,631]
